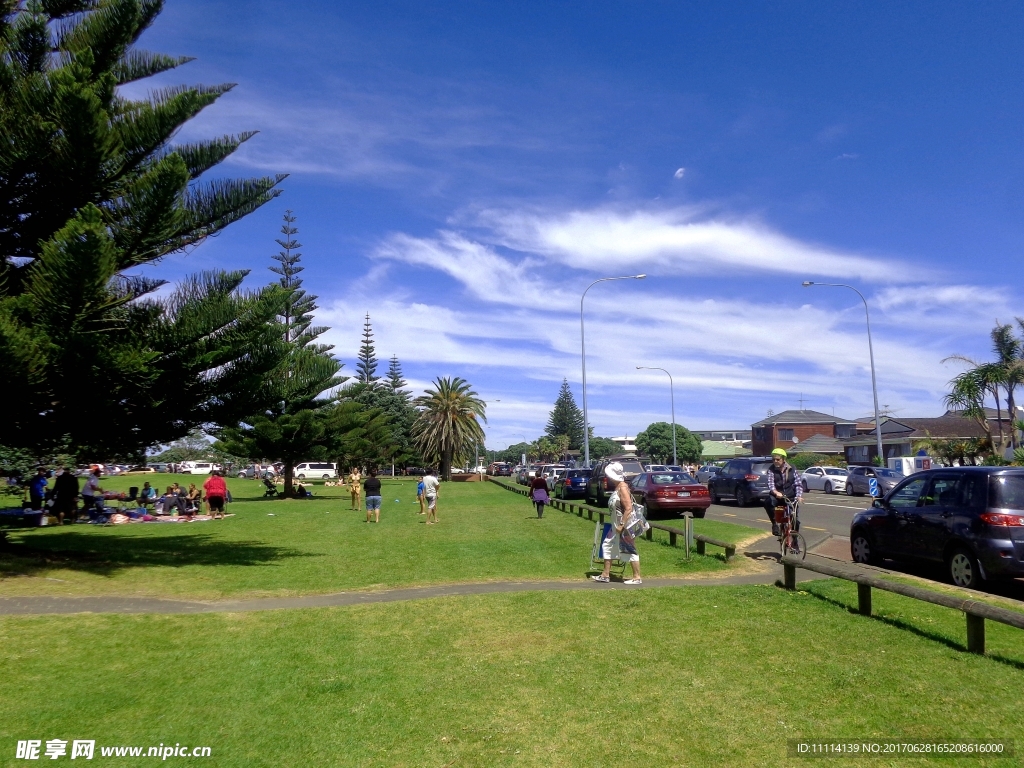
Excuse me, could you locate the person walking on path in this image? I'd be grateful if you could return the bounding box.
[348,467,362,510]
[529,472,549,518]
[591,462,643,584]
[203,470,228,520]
[364,469,382,523]
[422,470,440,524]
[52,466,79,524]
[416,477,426,515]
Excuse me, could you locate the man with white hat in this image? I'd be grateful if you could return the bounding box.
[591,461,642,584]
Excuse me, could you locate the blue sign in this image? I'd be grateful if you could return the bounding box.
[869,477,879,497]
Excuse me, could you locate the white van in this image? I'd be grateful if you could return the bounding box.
[293,462,337,479]
[179,461,222,475]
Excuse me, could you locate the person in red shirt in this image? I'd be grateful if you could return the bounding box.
[203,470,228,519]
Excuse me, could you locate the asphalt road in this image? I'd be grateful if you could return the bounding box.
[703,488,871,539]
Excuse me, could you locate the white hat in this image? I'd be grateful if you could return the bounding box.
[605,462,624,483]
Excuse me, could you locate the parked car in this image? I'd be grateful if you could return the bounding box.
[404,467,429,476]
[800,466,848,494]
[707,457,774,506]
[846,466,902,496]
[292,462,337,479]
[849,467,1024,589]
[178,461,222,475]
[644,464,670,473]
[545,467,567,491]
[486,462,513,476]
[630,470,711,518]
[554,468,590,499]
[586,455,646,505]
[696,465,722,484]
[237,465,276,479]
[124,465,156,474]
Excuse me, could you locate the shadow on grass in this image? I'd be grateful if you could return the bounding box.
[0,530,314,578]
[799,582,1024,671]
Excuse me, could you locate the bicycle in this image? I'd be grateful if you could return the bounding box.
[774,497,806,560]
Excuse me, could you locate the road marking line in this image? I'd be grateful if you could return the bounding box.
[802,502,868,510]
[722,513,736,517]
[805,526,827,531]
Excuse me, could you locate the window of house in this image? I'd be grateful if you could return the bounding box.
[835,425,854,438]
[779,429,795,441]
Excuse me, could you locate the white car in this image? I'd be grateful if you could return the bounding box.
[800,466,848,494]
[179,461,222,475]
[293,462,337,479]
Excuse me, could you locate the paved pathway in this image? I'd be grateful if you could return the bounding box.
[0,536,840,616]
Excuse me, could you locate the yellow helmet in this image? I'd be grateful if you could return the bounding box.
[771,448,788,458]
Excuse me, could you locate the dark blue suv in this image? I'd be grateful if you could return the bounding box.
[554,469,589,500]
[849,467,1024,589]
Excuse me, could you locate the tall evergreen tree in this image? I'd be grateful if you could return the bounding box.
[356,313,379,384]
[545,379,585,450]
[387,355,408,396]
[0,0,288,461]
[215,212,346,496]
[269,210,324,347]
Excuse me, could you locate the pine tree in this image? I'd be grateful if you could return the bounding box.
[545,379,585,450]
[269,210,325,347]
[387,355,408,396]
[357,314,379,384]
[217,211,346,496]
[0,1,288,461]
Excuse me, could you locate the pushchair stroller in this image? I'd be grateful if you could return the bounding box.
[262,477,279,497]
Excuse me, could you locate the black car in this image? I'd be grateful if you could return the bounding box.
[850,467,1024,589]
[707,457,774,507]
[585,456,646,505]
[554,469,590,500]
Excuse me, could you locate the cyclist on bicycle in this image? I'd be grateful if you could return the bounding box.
[765,447,802,536]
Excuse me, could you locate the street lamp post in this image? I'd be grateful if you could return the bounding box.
[637,366,676,465]
[802,281,884,463]
[581,274,647,467]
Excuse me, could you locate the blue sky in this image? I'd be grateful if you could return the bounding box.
[133,0,1024,447]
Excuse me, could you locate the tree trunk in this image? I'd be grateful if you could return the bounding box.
[993,385,1005,456]
[441,448,453,482]
[1007,386,1017,450]
[283,464,294,498]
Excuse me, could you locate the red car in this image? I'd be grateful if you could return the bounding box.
[629,470,711,519]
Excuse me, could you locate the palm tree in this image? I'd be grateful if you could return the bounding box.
[413,377,487,481]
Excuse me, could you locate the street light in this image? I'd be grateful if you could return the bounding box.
[802,281,884,462]
[581,274,647,467]
[637,366,676,465]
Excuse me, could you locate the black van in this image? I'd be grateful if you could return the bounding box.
[850,467,1024,589]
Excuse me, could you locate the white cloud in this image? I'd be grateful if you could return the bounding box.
[477,207,925,282]
[673,167,686,179]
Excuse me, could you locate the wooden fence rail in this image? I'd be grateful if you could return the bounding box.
[780,555,1024,655]
[485,476,735,560]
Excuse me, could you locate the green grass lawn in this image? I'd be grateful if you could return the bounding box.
[0,477,762,600]
[1,581,1021,766]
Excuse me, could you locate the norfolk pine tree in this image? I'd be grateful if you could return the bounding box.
[0,0,288,461]
[545,378,585,450]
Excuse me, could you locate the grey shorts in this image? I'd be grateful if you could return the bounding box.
[366,496,382,511]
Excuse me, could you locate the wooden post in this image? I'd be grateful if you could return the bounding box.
[599,512,606,524]
[645,527,653,541]
[857,583,872,616]
[696,539,706,556]
[724,545,735,561]
[966,613,985,654]
[669,531,677,547]
[784,563,796,590]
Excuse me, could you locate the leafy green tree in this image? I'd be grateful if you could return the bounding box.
[545,379,585,449]
[153,429,214,463]
[636,422,703,464]
[0,0,287,462]
[588,436,621,460]
[412,377,486,481]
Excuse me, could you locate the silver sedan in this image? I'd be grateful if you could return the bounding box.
[800,466,848,494]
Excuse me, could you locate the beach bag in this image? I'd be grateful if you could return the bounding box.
[623,504,650,538]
